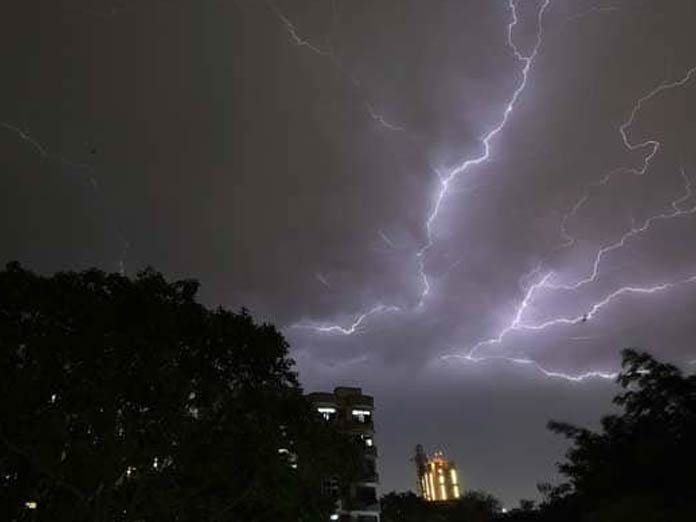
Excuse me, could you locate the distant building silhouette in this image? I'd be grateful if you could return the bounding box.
[308,387,380,522]
[413,445,461,501]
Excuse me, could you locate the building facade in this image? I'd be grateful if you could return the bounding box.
[308,387,380,522]
[414,445,461,502]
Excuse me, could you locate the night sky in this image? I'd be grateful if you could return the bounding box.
[2,0,696,507]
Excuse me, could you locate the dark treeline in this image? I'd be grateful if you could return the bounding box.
[381,349,696,522]
[0,264,364,521]
[2,264,696,521]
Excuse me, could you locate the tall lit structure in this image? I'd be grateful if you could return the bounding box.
[308,387,379,522]
[414,445,461,502]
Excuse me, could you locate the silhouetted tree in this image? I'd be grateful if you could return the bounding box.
[448,490,501,521]
[381,489,501,522]
[381,491,434,522]
[539,349,696,522]
[499,499,538,522]
[0,263,361,521]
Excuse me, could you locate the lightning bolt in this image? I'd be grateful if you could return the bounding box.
[560,64,696,246]
[1,121,97,184]
[364,102,404,132]
[378,230,396,248]
[522,275,696,332]
[1,121,130,273]
[455,167,696,377]
[550,168,696,291]
[1,122,48,157]
[444,272,696,382]
[287,2,694,384]
[268,3,333,56]
[295,0,552,333]
[267,2,404,132]
[315,273,331,288]
[441,353,618,382]
[467,271,554,358]
[416,0,551,307]
[293,304,400,335]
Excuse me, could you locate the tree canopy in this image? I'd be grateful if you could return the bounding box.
[0,263,360,521]
[537,348,696,522]
[380,490,501,522]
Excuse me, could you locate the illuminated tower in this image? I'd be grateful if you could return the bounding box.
[414,446,461,502]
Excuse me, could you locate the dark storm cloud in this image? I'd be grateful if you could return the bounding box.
[2,0,696,506]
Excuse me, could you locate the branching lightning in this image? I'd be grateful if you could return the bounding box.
[560,65,696,246]
[453,66,696,381]
[445,270,696,382]
[1,121,130,273]
[453,168,696,381]
[293,304,400,335]
[284,2,696,383]
[446,65,696,381]
[416,0,551,307]
[267,2,404,132]
[434,61,696,380]
[268,3,333,56]
[467,271,554,358]
[550,168,696,291]
[294,0,551,334]
[442,353,618,382]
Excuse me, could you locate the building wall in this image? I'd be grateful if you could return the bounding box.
[308,387,380,522]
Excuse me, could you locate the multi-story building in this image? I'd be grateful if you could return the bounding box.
[308,387,380,522]
[414,445,461,502]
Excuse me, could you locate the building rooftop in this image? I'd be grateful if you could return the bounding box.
[307,387,374,407]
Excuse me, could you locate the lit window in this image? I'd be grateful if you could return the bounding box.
[330,514,339,521]
[351,409,371,423]
[25,501,37,510]
[317,407,336,420]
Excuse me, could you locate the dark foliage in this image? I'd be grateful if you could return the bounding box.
[504,349,696,522]
[381,490,501,522]
[0,263,361,521]
[381,492,432,522]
